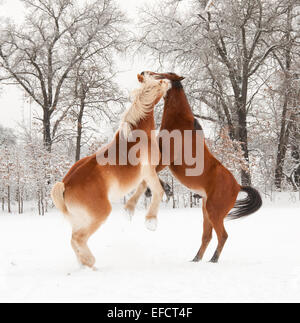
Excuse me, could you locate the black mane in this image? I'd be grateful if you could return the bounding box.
[171,80,183,89]
[194,118,203,131]
[167,72,183,89]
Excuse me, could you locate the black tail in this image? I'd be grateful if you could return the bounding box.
[228,186,262,220]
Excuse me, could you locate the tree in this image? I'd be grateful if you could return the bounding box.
[0,0,128,151]
[21,123,73,215]
[270,1,300,189]
[0,124,15,146]
[0,126,16,213]
[137,0,290,185]
[67,59,126,161]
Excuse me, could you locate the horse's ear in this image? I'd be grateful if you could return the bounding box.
[137,74,144,83]
[178,76,185,81]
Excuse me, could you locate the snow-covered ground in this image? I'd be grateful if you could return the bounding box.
[0,195,299,303]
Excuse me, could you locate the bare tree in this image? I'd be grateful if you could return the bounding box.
[0,0,128,151]
[0,125,15,213]
[270,1,300,189]
[137,0,291,185]
[68,59,126,161]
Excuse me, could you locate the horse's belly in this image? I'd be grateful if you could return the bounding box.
[107,168,143,202]
[169,165,207,198]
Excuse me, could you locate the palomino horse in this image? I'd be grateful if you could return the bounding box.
[125,71,262,263]
[51,75,170,269]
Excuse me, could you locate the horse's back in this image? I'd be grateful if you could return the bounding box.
[63,155,94,185]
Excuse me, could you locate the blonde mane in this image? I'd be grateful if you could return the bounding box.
[119,77,169,138]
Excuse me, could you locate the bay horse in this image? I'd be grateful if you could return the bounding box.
[51,75,170,269]
[125,71,262,263]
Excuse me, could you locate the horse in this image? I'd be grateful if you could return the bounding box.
[51,75,170,269]
[124,71,262,263]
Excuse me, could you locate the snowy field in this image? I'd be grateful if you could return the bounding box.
[0,195,299,303]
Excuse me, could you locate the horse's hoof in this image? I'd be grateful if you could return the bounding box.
[191,257,201,262]
[145,217,157,231]
[78,264,98,272]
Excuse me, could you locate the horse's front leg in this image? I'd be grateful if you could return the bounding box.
[124,180,147,217]
[143,169,164,231]
[123,160,168,216]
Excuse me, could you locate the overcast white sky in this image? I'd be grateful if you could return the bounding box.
[0,0,161,128]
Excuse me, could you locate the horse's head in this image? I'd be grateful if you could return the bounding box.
[136,73,170,105]
[138,71,185,83]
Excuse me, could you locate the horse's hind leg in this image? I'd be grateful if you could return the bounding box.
[124,180,147,216]
[71,227,97,269]
[193,200,213,262]
[205,198,229,263]
[69,198,111,269]
[209,218,228,263]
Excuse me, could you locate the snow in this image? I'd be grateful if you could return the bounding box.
[0,197,300,303]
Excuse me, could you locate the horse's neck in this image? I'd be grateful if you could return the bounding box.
[120,102,155,138]
[133,110,155,133]
[162,88,194,123]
